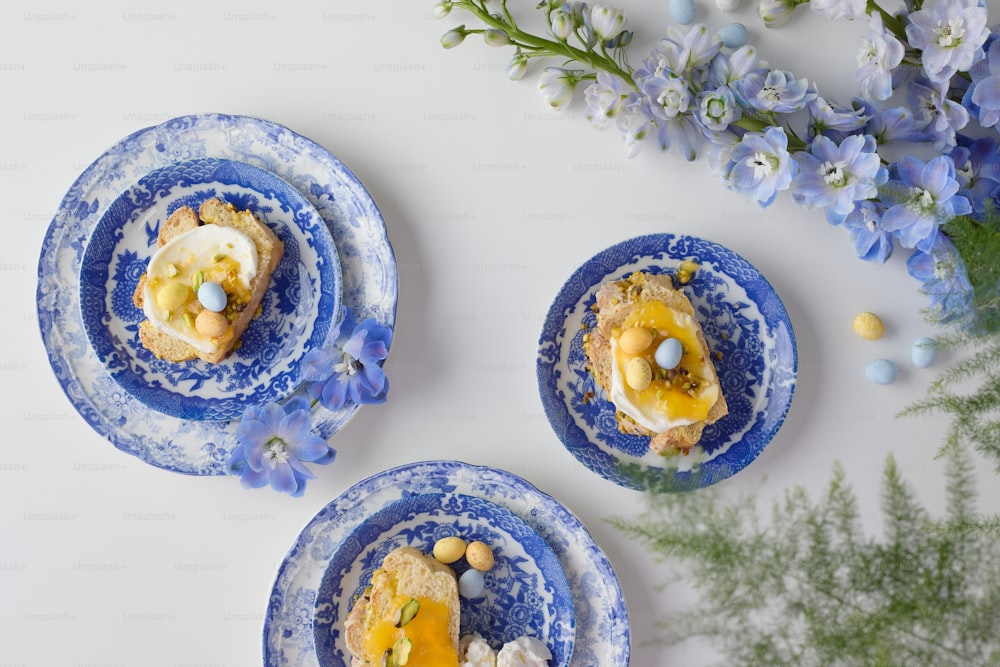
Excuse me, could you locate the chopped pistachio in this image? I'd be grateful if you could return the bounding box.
[394,599,420,628]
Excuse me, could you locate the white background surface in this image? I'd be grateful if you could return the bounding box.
[3,1,999,665]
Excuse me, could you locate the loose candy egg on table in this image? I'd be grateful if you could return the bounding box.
[853,311,885,340]
[718,22,748,48]
[911,337,938,368]
[865,358,898,385]
[459,568,485,599]
[198,281,228,312]
[654,337,683,370]
[670,0,696,24]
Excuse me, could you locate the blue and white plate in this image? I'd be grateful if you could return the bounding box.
[79,158,341,421]
[264,461,628,667]
[312,493,575,666]
[537,234,797,492]
[37,114,397,474]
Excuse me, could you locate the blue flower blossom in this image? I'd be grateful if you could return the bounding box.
[642,75,692,119]
[792,134,887,222]
[856,12,905,101]
[698,86,740,131]
[906,232,974,326]
[880,155,972,252]
[590,5,626,42]
[724,126,798,206]
[964,36,1000,127]
[807,96,869,141]
[950,134,1000,217]
[905,0,989,83]
[758,0,809,27]
[707,45,764,88]
[907,77,970,150]
[226,396,334,497]
[585,71,635,129]
[302,305,392,413]
[735,69,818,114]
[538,67,585,109]
[857,100,932,144]
[840,200,894,263]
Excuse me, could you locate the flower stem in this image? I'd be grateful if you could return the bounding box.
[453,0,636,87]
[867,0,907,43]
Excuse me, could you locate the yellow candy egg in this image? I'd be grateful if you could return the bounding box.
[432,536,466,564]
[618,327,654,355]
[156,281,192,312]
[625,357,652,391]
[465,541,495,571]
[853,312,885,340]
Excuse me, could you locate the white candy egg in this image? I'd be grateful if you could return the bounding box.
[655,337,684,370]
[198,281,228,312]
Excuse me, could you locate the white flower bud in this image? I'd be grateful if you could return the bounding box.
[440,26,467,49]
[506,52,528,81]
[432,1,453,19]
[550,9,574,40]
[483,29,512,46]
[590,6,626,41]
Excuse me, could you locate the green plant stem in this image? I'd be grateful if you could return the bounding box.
[453,0,636,86]
[867,0,907,43]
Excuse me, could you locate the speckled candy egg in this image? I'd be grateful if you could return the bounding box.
[654,337,683,370]
[459,568,485,598]
[865,359,898,385]
[718,22,748,48]
[853,311,885,340]
[197,281,228,313]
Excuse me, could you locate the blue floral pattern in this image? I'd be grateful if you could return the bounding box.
[78,158,340,421]
[537,234,797,491]
[263,461,628,667]
[36,114,397,474]
[312,493,574,666]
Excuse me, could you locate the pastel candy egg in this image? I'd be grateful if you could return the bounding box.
[459,568,485,599]
[654,337,683,370]
[865,359,897,385]
[853,311,885,340]
[670,0,696,24]
[625,357,652,390]
[433,536,466,564]
[619,327,654,355]
[197,281,228,312]
[718,22,748,48]
[195,310,229,338]
[912,337,938,368]
[465,541,495,571]
[716,0,740,10]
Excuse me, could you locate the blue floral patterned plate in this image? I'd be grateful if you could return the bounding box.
[264,461,628,667]
[537,233,797,491]
[37,114,397,474]
[78,158,341,421]
[312,493,575,666]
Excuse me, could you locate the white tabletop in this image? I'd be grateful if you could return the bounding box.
[4,1,998,665]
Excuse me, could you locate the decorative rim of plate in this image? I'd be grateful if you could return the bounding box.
[78,157,341,421]
[537,233,797,492]
[262,460,629,667]
[36,113,397,475]
[312,492,576,666]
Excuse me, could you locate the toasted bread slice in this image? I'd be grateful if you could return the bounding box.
[585,271,728,454]
[345,546,460,666]
[131,198,284,364]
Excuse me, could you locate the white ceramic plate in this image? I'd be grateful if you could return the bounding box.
[79,158,341,421]
[312,493,575,666]
[37,114,397,475]
[263,461,629,667]
[537,233,797,491]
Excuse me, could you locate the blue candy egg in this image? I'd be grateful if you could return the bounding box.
[655,337,684,370]
[459,568,485,599]
[670,0,696,24]
[197,281,228,312]
[865,358,898,385]
[911,337,938,369]
[718,22,748,48]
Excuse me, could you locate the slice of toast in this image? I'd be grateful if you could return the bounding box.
[584,271,728,454]
[345,546,460,666]
[131,198,284,364]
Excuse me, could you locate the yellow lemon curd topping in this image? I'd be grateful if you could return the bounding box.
[363,593,458,667]
[609,300,720,431]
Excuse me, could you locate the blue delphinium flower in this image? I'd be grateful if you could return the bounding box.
[908,77,970,150]
[707,44,764,88]
[792,134,887,222]
[905,0,989,83]
[880,155,972,252]
[724,126,798,206]
[301,305,392,412]
[590,5,626,42]
[807,96,869,141]
[964,36,1000,127]
[856,12,905,101]
[226,396,334,497]
[538,67,585,109]
[735,69,817,114]
[840,200,894,263]
[906,232,974,326]
[698,86,740,132]
[856,100,932,144]
[950,134,1000,217]
[585,71,635,129]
